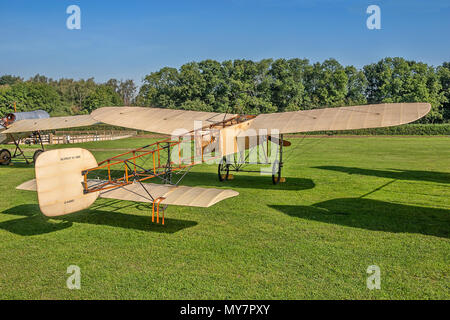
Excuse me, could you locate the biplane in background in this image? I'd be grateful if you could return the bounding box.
[0,107,97,165]
[17,102,431,225]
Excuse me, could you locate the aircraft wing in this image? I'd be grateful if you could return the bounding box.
[2,115,98,133]
[4,103,430,135]
[17,179,239,208]
[91,106,237,135]
[248,103,431,134]
[93,181,239,207]
[91,103,430,135]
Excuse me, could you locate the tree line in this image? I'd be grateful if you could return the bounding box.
[1,57,449,123]
[136,57,449,123]
[0,75,136,116]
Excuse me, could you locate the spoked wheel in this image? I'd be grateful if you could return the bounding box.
[218,157,229,182]
[33,149,44,164]
[0,149,12,166]
[272,159,282,185]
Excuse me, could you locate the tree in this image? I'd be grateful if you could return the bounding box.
[137,67,179,108]
[0,75,23,86]
[305,59,348,108]
[175,62,205,109]
[0,82,61,115]
[437,62,450,122]
[180,98,213,112]
[106,79,119,92]
[53,78,77,113]
[269,58,307,112]
[364,57,445,122]
[0,75,127,116]
[72,78,96,113]
[83,85,123,113]
[29,74,52,84]
[345,66,367,105]
[118,80,137,105]
[198,59,224,110]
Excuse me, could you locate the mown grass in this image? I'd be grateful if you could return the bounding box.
[0,136,449,299]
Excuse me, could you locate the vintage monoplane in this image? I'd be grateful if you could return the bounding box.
[0,108,97,165]
[17,102,430,224]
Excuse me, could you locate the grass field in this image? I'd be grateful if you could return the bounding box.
[0,136,449,299]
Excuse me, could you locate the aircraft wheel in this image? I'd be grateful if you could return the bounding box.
[218,157,229,181]
[272,160,281,184]
[33,149,44,164]
[0,149,11,166]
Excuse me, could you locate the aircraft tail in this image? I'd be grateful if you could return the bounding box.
[34,148,99,217]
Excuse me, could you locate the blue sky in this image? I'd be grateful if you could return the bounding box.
[0,0,449,85]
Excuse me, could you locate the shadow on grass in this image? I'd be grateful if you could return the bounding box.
[92,170,315,191]
[0,215,73,235]
[167,172,315,191]
[0,203,197,236]
[314,166,450,184]
[4,162,33,168]
[270,198,450,238]
[84,167,315,191]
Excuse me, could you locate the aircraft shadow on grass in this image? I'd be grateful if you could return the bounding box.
[98,170,315,191]
[2,170,313,236]
[180,172,315,190]
[313,166,450,184]
[0,202,197,236]
[5,162,33,169]
[270,198,450,238]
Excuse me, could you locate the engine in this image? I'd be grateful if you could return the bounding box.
[0,110,50,128]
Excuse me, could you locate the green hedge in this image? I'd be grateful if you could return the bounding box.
[52,123,131,132]
[297,124,450,136]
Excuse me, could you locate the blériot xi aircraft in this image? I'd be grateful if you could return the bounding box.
[0,107,97,165]
[16,102,431,224]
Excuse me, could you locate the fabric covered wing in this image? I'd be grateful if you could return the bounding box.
[3,115,98,133]
[17,179,239,208]
[249,103,431,134]
[99,182,239,207]
[90,106,237,135]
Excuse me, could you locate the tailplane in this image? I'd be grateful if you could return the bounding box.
[35,148,99,217]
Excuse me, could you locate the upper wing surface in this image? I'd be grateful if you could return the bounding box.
[3,115,98,133]
[249,103,431,134]
[91,106,237,135]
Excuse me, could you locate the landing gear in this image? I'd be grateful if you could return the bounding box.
[272,134,283,184]
[33,149,44,164]
[218,157,229,181]
[272,159,282,185]
[272,134,284,184]
[0,149,11,165]
[3,131,46,165]
[217,134,285,184]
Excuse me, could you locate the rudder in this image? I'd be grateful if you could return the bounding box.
[35,148,99,217]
